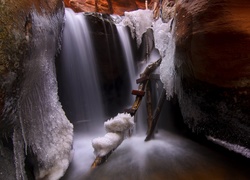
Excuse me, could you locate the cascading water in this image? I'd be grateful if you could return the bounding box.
[59,8,250,180]
[116,25,137,100]
[57,8,104,130]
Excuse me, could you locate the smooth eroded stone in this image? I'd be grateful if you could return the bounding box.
[174,0,250,151]
[64,0,146,15]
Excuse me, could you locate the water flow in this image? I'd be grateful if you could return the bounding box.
[116,25,137,103]
[58,8,104,130]
[60,9,250,180]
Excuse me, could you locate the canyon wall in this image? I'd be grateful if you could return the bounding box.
[64,0,146,15]
[173,0,250,151]
[0,1,73,179]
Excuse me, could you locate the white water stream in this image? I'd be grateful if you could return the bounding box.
[58,8,104,130]
[59,8,250,180]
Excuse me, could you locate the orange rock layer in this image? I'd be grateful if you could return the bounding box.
[174,0,250,150]
[64,0,147,15]
[175,0,250,88]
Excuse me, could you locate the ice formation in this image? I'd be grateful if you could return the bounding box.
[92,8,176,161]
[92,132,124,157]
[120,9,153,47]
[120,9,176,99]
[158,19,176,99]
[104,113,135,132]
[207,136,250,158]
[12,9,73,180]
[92,113,134,157]
[152,18,172,58]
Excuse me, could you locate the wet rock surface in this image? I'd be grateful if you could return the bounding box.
[64,0,146,15]
[0,1,73,179]
[174,0,250,150]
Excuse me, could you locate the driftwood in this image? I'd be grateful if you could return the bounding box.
[91,58,163,169]
[146,80,153,135]
[91,150,113,168]
[125,58,162,116]
[145,88,166,141]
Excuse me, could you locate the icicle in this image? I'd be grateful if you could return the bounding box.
[17,101,28,155]
[145,0,148,9]
[207,136,250,158]
[154,18,176,99]
[13,128,27,180]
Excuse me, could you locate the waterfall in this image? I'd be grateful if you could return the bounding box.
[116,25,137,103]
[58,8,250,180]
[57,9,139,179]
[57,8,104,130]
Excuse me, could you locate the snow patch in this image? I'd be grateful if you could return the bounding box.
[120,9,153,47]
[92,113,134,157]
[92,132,124,157]
[104,113,134,132]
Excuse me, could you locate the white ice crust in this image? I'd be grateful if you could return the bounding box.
[92,113,134,157]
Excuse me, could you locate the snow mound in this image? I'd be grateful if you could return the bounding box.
[104,113,134,132]
[92,113,135,157]
[92,132,124,157]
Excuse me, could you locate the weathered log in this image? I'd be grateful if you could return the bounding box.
[136,76,149,84]
[131,90,146,96]
[146,80,153,135]
[91,150,113,169]
[128,58,162,116]
[91,58,162,169]
[145,88,166,141]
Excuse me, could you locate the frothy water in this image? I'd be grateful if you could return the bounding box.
[59,8,250,180]
[63,130,250,180]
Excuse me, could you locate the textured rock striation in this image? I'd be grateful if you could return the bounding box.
[64,0,146,15]
[0,1,73,179]
[173,0,250,151]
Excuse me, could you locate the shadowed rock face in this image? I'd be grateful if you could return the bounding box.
[174,0,250,149]
[175,0,250,88]
[0,1,74,179]
[64,0,146,15]
[0,0,63,134]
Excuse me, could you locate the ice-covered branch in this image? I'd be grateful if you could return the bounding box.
[91,113,134,168]
[91,58,162,168]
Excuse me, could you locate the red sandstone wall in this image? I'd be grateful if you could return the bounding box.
[175,0,250,88]
[64,0,147,15]
[174,0,250,150]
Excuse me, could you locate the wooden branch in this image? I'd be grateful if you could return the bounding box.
[91,150,113,169]
[91,58,162,169]
[146,80,153,135]
[145,88,166,141]
[126,58,162,116]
